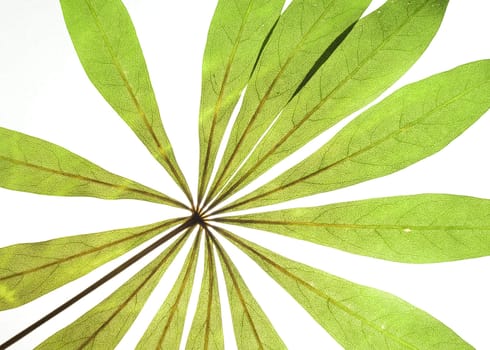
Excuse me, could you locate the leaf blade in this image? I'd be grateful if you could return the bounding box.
[136,230,201,349]
[219,194,490,263]
[225,60,490,211]
[0,219,182,310]
[185,234,224,350]
[0,127,184,207]
[59,0,191,200]
[36,229,191,350]
[211,234,286,350]
[218,227,473,349]
[197,0,286,203]
[217,0,450,201]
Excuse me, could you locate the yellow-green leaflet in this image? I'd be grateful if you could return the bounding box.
[185,234,224,350]
[224,60,490,212]
[137,230,201,349]
[0,127,184,207]
[215,0,450,202]
[60,0,191,201]
[211,234,287,350]
[197,0,286,203]
[219,194,490,263]
[219,228,472,349]
[37,229,191,350]
[206,0,372,202]
[0,219,182,310]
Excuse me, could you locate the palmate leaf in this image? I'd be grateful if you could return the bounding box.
[206,0,373,202]
[59,0,192,201]
[218,194,490,263]
[217,227,472,349]
[0,0,489,349]
[0,218,182,310]
[0,127,184,208]
[212,0,451,203]
[223,59,490,212]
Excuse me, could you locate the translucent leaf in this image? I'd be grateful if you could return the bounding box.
[197,0,286,203]
[185,234,224,350]
[219,194,490,263]
[60,0,191,200]
[224,60,490,212]
[211,234,286,350]
[136,230,201,349]
[0,127,184,207]
[37,229,191,349]
[219,228,472,349]
[215,0,450,202]
[0,219,182,310]
[206,0,372,202]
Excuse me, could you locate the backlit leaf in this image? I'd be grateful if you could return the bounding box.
[219,194,490,263]
[37,229,191,350]
[0,218,182,310]
[136,230,201,349]
[223,60,490,212]
[211,233,286,350]
[215,0,450,202]
[0,127,184,207]
[219,227,472,349]
[207,0,372,202]
[197,0,286,203]
[60,0,191,200]
[185,234,224,350]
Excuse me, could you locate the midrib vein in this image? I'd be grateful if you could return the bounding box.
[0,155,170,203]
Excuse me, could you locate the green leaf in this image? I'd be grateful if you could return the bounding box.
[219,194,490,263]
[214,0,450,202]
[186,234,224,350]
[0,127,184,207]
[224,60,490,212]
[218,227,472,349]
[59,0,191,201]
[206,0,372,202]
[136,230,201,349]
[197,0,286,203]
[211,234,287,350]
[37,229,191,350]
[0,218,182,310]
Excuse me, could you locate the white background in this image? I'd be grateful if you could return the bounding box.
[0,0,489,349]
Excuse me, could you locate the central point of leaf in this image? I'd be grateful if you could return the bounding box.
[190,210,207,228]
